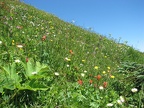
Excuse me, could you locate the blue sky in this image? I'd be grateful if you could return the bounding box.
[23,0,144,52]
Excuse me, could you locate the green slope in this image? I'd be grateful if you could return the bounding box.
[0,0,144,107]
[1,0,143,68]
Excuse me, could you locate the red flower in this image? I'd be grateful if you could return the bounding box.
[42,35,46,41]
[103,82,108,88]
[26,57,29,62]
[89,79,93,84]
[78,79,83,85]
[95,75,101,80]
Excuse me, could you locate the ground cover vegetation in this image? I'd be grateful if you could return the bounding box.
[0,0,144,107]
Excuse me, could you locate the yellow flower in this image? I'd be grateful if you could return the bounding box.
[12,40,15,45]
[82,60,85,62]
[107,66,110,70]
[110,75,115,78]
[94,66,99,70]
[102,71,106,74]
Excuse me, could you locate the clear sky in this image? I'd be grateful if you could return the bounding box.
[23,0,144,52]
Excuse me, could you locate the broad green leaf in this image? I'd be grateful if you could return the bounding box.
[19,80,48,91]
[0,63,22,92]
[22,59,49,79]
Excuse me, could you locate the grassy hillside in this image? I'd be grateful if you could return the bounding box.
[0,0,144,107]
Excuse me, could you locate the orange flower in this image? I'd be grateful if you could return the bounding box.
[103,82,108,88]
[69,50,74,54]
[42,35,46,41]
[78,79,83,85]
[95,75,101,80]
[89,79,93,84]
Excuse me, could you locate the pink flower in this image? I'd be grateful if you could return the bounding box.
[42,35,46,41]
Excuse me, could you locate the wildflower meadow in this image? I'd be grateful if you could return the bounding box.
[0,0,144,108]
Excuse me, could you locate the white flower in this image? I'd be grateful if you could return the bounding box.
[0,41,2,44]
[81,73,85,77]
[32,71,37,75]
[84,70,87,73]
[131,88,138,93]
[65,57,71,61]
[54,72,59,76]
[107,103,113,107]
[99,86,104,90]
[16,44,23,48]
[117,100,122,105]
[117,96,125,105]
[15,59,20,63]
[120,96,125,103]
[66,64,70,67]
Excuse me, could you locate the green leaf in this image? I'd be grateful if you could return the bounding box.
[22,59,49,79]
[0,63,22,92]
[19,80,48,91]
